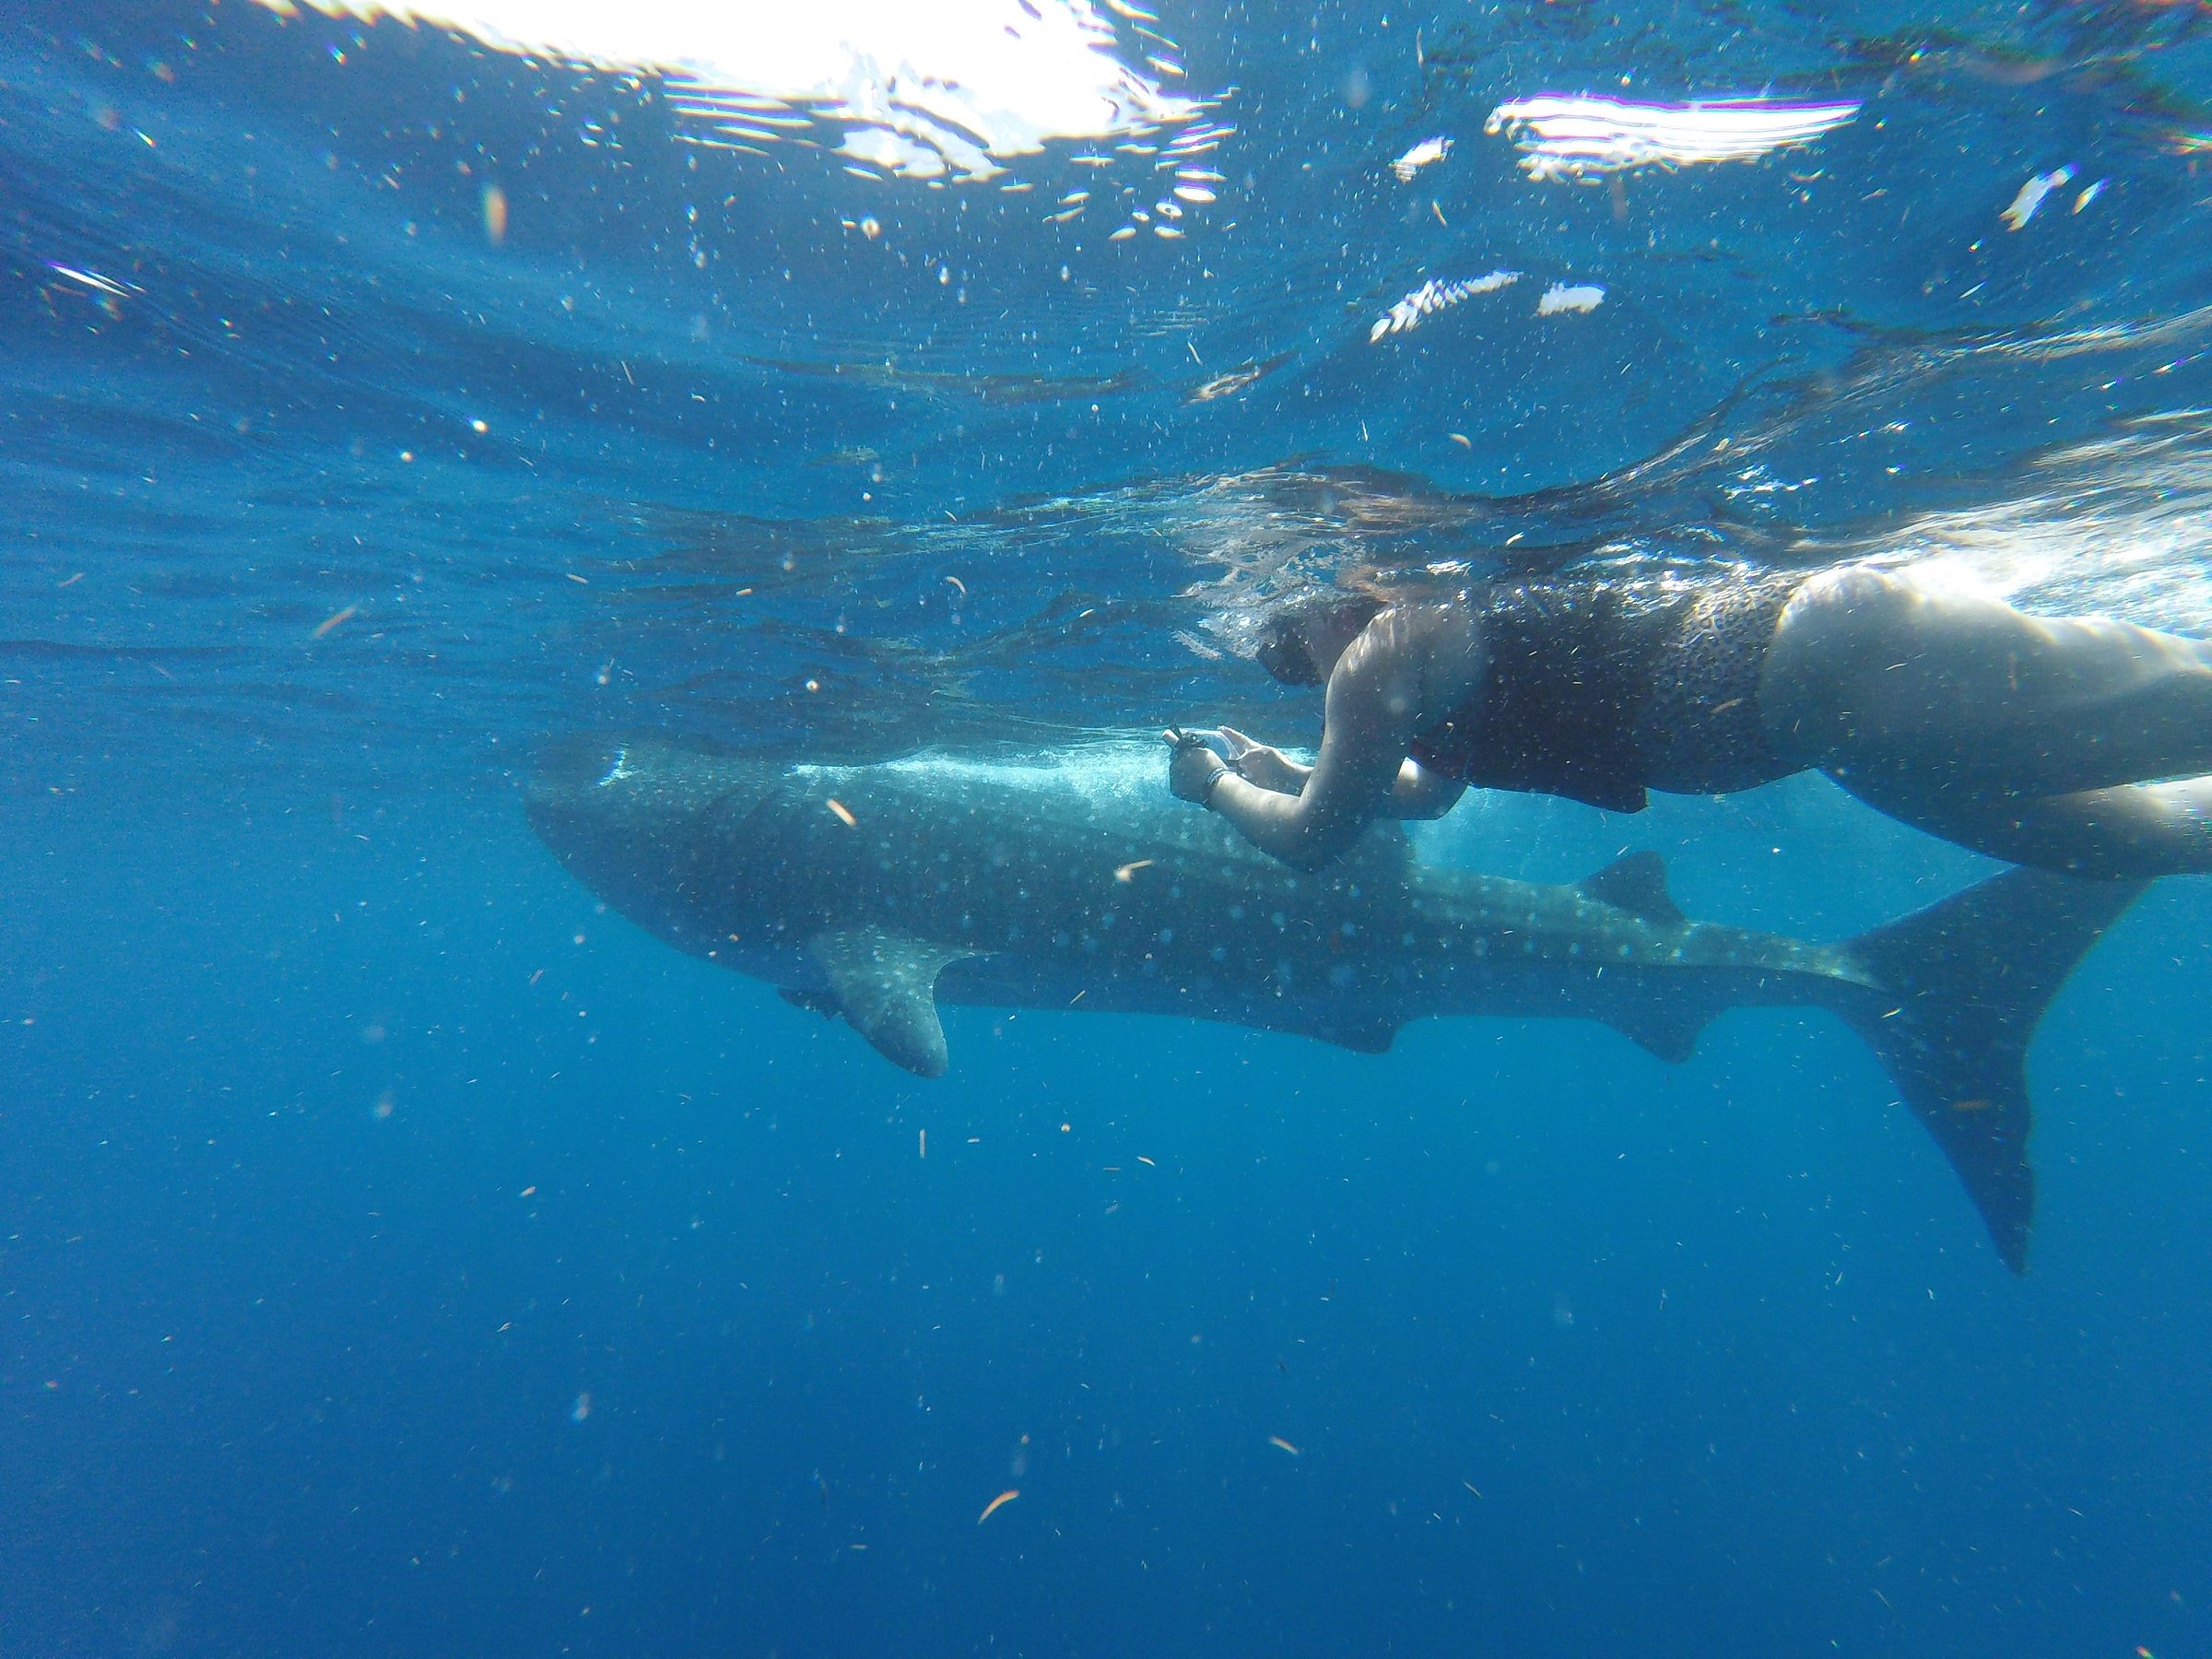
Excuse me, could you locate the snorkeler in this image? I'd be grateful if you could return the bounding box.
[1165,563,2212,879]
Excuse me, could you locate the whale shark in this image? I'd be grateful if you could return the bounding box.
[527,736,2146,1271]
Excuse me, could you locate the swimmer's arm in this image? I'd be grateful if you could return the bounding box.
[1206,625,1423,868]
[1382,756,1465,819]
[1218,734,1459,818]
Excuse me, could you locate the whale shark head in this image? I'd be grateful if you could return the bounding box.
[526,735,792,952]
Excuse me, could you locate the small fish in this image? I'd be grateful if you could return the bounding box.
[1186,354,1286,405]
[977,1488,1019,1524]
[1536,282,1606,316]
[45,262,136,298]
[1268,1436,1301,1456]
[826,798,857,828]
[2001,165,2075,231]
[1114,859,1154,882]
[1391,136,1453,182]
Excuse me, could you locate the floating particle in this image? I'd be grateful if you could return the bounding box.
[1153,224,1184,238]
[571,1391,591,1423]
[918,1128,927,1159]
[1950,1097,1994,1113]
[2073,178,2106,214]
[1268,1436,1301,1456]
[1390,135,1452,181]
[312,605,358,639]
[1173,184,1215,204]
[1114,859,1154,882]
[826,798,857,827]
[859,217,881,240]
[977,1488,1020,1524]
[1109,226,1137,241]
[1136,1155,1156,1166]
[481,183,508,245]
[1448,432,1473,448]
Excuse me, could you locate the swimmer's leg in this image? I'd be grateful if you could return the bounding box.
[1833,769,2212,878]
[1761,566,2212,797]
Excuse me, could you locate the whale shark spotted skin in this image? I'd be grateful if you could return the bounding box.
[527,737,2145,1271]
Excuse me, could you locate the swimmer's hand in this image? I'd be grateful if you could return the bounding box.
[1163,728,1231,806]
[1218,727,1309,796]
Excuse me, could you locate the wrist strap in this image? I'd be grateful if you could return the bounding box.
[1198,762,1229,808]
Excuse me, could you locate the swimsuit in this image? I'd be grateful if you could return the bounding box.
[1406,568,1807,812]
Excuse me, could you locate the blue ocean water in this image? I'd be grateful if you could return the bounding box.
[6,1,2212,1652]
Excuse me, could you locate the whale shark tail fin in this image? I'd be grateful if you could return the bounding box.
[1840,868,2144,1274]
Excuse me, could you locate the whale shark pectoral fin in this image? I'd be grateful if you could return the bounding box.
[807,927,974,1078]
[1310,1013,1402,1054]
[1577,850,1686,928]
[1601,1002,1712,1065]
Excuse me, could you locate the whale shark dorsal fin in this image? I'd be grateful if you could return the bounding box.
[808,927,973,1077]
[1577,850,1684,927]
